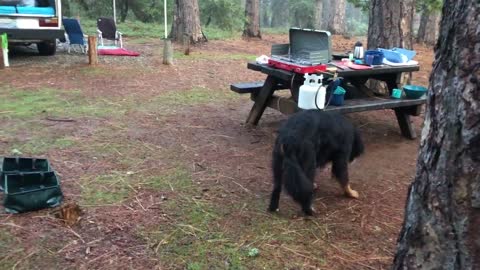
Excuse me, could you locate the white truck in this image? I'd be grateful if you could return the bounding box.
[0,0,63,55]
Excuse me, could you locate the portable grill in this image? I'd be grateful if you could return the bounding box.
[268,28,332,74]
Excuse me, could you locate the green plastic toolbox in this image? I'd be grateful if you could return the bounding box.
[3,171,63,214]
[0,157,51,191]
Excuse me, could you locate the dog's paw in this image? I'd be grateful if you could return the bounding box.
[267,207,279,213]
[302,207,315,216]
[345,189,359,199]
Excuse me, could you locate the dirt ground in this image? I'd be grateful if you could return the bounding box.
[0,34,434,270]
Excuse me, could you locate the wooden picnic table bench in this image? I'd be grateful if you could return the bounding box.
[231,62,427,140]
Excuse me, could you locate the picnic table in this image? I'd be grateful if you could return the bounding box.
[231,62,426,140]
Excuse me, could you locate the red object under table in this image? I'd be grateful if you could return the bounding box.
[267,58,327,74]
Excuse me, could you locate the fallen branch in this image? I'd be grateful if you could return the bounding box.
[46,116,76,122]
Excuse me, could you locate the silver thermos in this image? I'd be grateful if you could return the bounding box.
[353,41,364,59]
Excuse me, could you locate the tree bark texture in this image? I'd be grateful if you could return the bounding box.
[367,0,415,49]
[314,0,324,30]
[417,10,440,46]
[416,8,429,43]
[170,0,207,44]
[261,0,271,28]
[243,0,261,38]
[393,1,480,269]
[270,0,288,28]
[320,0,333,30]
[324,0,346,34]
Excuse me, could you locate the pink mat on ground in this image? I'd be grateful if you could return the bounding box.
[98,47,140,56]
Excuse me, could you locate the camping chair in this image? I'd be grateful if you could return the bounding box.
[62,18,88,54]
[97,17,123,48]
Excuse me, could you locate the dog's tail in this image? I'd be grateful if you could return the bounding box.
[281,143,314,204]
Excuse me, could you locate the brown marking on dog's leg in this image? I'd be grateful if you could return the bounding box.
[331,175,359,198]
[344,184,359,199]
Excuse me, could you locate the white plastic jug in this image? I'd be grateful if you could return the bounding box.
[298,73,326,110]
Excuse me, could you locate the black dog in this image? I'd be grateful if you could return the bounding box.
[268,110,365,216]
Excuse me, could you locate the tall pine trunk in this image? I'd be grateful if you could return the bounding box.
[367,0,415,49]
[261,0,271,28]
[270,0,289,28]
[325,0,346,34]
[367,0,415,87]
[119,0,129,23]
[314,0,323,30]
[170,0,207,44]
[416,5,429,43]
[417,10,440,45]
[393,1,480,269]
[243,0,261,38]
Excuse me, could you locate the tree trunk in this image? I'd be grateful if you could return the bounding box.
[119,0,129,23]
[128,0,155,23]
[325,0,346,34]
[423,12,440,45]
[170,0,207,44]
[270,0,288,28]
[416,8,429,43]
[367,0,415,49]
[392,1,480,269]
[261,0,270,28]
[416,4,441,46]
[314,0,323,30]
[243,0,261,38]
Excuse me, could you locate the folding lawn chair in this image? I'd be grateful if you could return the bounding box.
[97,17,123,48]
[62,18,88,54]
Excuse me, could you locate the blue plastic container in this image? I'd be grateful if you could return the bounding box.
[330,94,345,106]
[364,50,384,65]
[403,85,427,99]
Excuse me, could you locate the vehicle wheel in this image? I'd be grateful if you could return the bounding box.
[37,40,56,56]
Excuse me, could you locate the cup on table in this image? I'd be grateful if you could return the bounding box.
[391,88,402,99]
[365,55,374,66]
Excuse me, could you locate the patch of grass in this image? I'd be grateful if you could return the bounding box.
[136,164,249,268]
[262,27,289,35]
[0,229,23,269]
[78,66,114,76]
[127,37,158,45]
[81,174,132,205]
[0,87,68,118]
[202,27,241,40]
[80,163,191,206]
[141,166,192,191]
[139,196,247,269]
[0,86,129,120]
[0,228,14,249]
[10,136,76,155]
[140,87,236,114]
